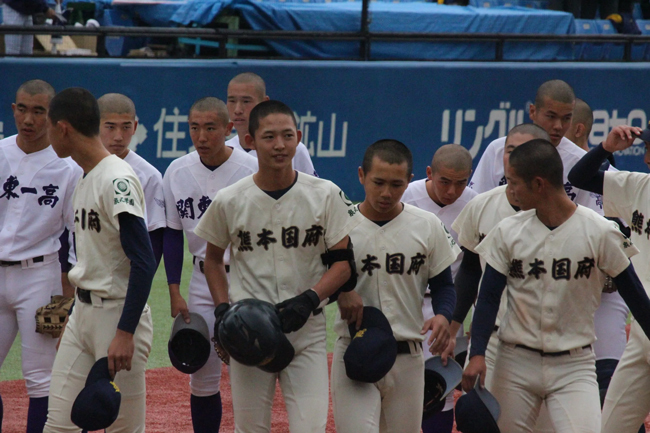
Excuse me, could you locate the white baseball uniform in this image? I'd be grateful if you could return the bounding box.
[226,135,318,177]
[0,135,79,398]
[123,150,166,231]
[402,178,476,413]
[163,148,258,397]
[45,155,153,433]
[475,206,638,432]
[600,170,650,433]
[331,203,460,433]
[194,172,360,433]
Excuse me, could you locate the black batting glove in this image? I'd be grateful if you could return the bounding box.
[213,303,230,342]
[276,289,320,333]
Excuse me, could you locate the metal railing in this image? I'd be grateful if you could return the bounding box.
[2,24,650,60]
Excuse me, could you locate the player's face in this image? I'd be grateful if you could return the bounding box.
[359,156,411,220]
[47,118,70,158]
[505,164,536,210]
[426,165,470,206]
[249,113,300,171]
[12,91,50,144]
[227,82,264,133]
[189,110,233,165]
[503,132,536,172]
[529,97,574,147]
[100,113,137,159]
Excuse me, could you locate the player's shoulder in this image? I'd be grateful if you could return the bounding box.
[164,151,200,175]
[466,184,508,208]
[0,134,17,148]
[556,137,585,163]
[402,202,445,225]
[485,136,506,153]
[402,179,428,203]
[216,174,256,199]
[296,142,311,156]
[605,169,650,188]
[296,171,337,190]
[125,150,161,172]
[573,205,614,227]
[227,147,259,171]
[455,185,479,205]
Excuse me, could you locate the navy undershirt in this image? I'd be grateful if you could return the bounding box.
[567,143,609,195]
[262,171,299,200]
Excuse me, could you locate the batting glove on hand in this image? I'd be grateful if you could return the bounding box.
[276,289,320,333]
[213,303,230,365]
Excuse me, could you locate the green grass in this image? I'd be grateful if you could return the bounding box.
[0,246,340,381]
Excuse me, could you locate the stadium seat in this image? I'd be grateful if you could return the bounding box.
[469,0,548,7]
[635,20,650,60]
[595,19,624,60]
[574,19,602,60]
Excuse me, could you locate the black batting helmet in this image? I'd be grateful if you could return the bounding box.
[218,299,295,371]
[168,312,211,374]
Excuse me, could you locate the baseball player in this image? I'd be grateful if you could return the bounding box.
[43,87,156,433]
[401,143,476,433]
[469,80,601,214]
[194,100,360,433]
[331,139,460,433]
[162,96,258,433]
[0,79,79,433]
[462,139,650,433]
[568,124,650,433]
[98,93,166,264]
[225,72,318,176]
[564,98,593,153]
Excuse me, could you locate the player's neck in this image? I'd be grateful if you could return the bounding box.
[116,149,130,160]
[425,180,446,208]
[200,145,232,167]
[16,134,49,154]
[254,167,296,191]
[576,139,589,152]
[535,194,576,227]
[73,139,112,174]
[237,131,252,150]
[358,201,402,222]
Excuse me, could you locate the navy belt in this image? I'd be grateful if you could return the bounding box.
[193,256,229,274]
[515,343,591,357]
[76,288,111,304]
[397,341,422,354]
[0,255,44,267]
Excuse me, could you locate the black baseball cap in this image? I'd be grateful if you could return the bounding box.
[455,377,501,433]
[423,355,463,419]
[71,357,121,431]
[344,306,397,383]
[168,312,211,374]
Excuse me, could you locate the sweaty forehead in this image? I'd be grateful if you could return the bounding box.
[506,133,536,147]
[16,91,50,107]
[228,82,263,99]
[539,97,574,114]
[101,113,135,123]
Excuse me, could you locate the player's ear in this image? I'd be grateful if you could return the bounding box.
[426,166,433,180]
[528,103,536,122]
[296,129,302,144]
[133,119,138,132]
[263,95,270,102]
[409,173,414,182]
[575,123,585,138]
[11,103,17,114]
[244,133,256,150]
[226,121,234,136]
[358,166,365,184]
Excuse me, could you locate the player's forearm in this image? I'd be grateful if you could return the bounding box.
[452,249,482,324]
[449,320,463,339]
[61,272,75,298]
[568,143,610,195]
[117,213,157,334]
[469,264,506,359]
[204,243,229,305]
[614,262,650,339]
[427,266,456,323]
[58,228,72,273]
[163,227,184,285]
[149,228,164,267]
[312,260,351,301]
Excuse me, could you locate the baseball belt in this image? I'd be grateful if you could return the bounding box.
[514,343,591,357]
[76,288,110,304]
[192,256,229,274]
[0,255,44,267]
[397,340,422,354]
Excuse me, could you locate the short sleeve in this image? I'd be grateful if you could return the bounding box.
[598,219,640,277]
[452,200,480,252]
[323,183,362,248]
[470,138,500,193]
[163,166,182,230]
[194,190,231,249]
[143,170,166,231]
[475,224,511,276]
[574,186,604,215]
[603,171,649,223]
[107,174,145,219]
[427,218,462,278]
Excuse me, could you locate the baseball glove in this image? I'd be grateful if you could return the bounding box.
[212,337,230,365]
[35,295,74,338]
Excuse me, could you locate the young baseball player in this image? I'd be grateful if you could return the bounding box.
[226,72,318,176]
[568,124,650,433]
[43,87,156,433]
[331,139,460,433]
[401,143,476,433]
[195,100,360,432]
[0,79,80,433]
[463,139,650,433]
[564,98,593,153]
[98,93,166,264]
[162,96,258,433]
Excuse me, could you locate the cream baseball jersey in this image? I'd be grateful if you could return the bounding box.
[226,135,317,177]
[470,136,603,213]
[68,155,145,298]
[334,204,461,342]
[124,150,166,231]
[194,173,361,304]
[163,148,258,261]
[402,179,477,278]
[0,135,80,260]
[476,206,638,352]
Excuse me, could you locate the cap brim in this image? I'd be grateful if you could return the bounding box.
[348,306,393,338]
[258,333,295,373]
[424,356,462,398]
[638,129,650,142]
[170,312,210,342]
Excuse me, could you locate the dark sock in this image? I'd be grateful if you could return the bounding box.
[191,393,222,433]
[26,397,48,433]
[1,393,4,433]
[421,408,454,433]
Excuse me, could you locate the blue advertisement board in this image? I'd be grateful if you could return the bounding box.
[0,58,648,200]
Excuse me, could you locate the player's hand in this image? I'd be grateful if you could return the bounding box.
[603,125,643,153]
[170,291,190,323]
[440,334,456,366]
[422,315,450,358]
[107,329,135,377]
[276,289,320,333]
[337,290,364,331]
[462,355,486,392]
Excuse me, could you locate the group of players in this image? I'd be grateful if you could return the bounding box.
[2,73,650,433]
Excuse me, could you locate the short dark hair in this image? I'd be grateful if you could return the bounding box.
[534,80,575,108]
[361,139,413,178]
[509,139,564,189]
[48,88,100,138]
[248,100,297,137]
[190,97,229,126]
[17,79,55,101]
[506,123,550,142]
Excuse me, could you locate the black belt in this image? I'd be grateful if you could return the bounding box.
[514,344,591,357]
[193,256,229,274]
[0,255,44,267]
[397,341,422,354]
[76,288,112,304]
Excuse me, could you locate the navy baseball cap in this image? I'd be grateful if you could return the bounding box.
[168,312,211,374]
[423,356,463,419]
[455,377,501,433]
[71,357,121,431]
[638,122,650,142]
[344,306,397,383]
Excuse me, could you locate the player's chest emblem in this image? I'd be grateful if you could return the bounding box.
[176,195,211,220]
[236,225,324,252]
[360,252,426,276]
[508,257,595,280]
[0,175,60,207]
[75,208,102,233]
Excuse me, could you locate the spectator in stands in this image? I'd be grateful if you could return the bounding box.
[2,0,57,55]
[549,0,581,18]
